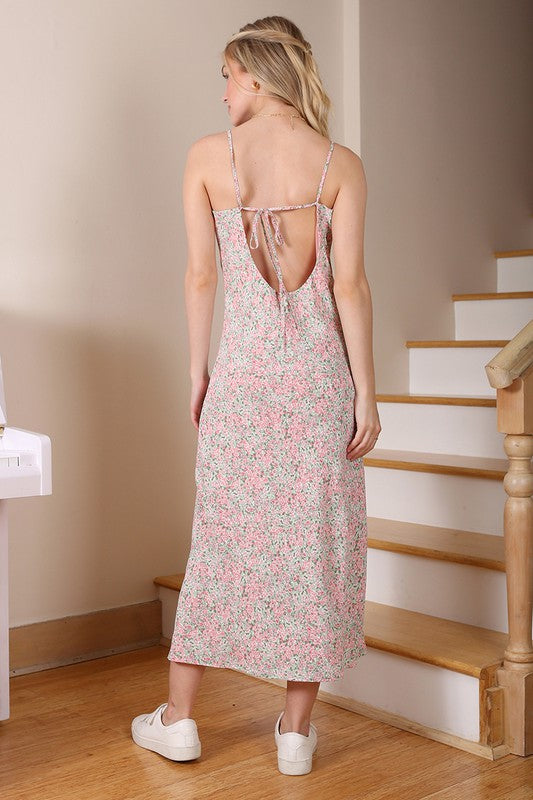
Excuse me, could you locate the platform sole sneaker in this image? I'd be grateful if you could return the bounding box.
[274,710,318,775]
[131,702,201,761]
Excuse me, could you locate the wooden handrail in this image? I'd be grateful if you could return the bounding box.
[485,319,533,388]
[485,318,533,756]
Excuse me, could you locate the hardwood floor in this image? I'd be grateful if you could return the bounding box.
[1,645,531,799]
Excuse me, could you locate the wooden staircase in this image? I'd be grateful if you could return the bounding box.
[155,245,533,761]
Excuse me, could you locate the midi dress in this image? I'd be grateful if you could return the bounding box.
[167,128,368,682]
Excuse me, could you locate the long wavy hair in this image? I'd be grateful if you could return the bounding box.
[222,16,332,138]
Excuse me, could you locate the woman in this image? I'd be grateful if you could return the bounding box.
[132,15,380,776]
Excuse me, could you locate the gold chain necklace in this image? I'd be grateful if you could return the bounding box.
[251,111,304,131]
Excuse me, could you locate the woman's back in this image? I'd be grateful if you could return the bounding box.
[207,120,340,296]
[205,122,350,376]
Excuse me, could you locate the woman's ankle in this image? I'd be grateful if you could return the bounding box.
[162,702,193,725]
[279,712,311,736]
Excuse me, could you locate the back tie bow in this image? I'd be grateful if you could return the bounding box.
[249,208,285,250]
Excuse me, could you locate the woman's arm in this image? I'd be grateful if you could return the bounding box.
[182,138,218,429]
[331,148,381,459]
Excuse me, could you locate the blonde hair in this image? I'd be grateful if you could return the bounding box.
[223,16,332,138]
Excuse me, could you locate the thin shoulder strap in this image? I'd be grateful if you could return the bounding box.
[227,128,243,209]
[316,140,335,204]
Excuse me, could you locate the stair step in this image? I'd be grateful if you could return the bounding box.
[154,573,185,592]
[407,341,508,395]
[376,393,496,407]
[453,293,532,339]
[452,290,533,301]
[363,448,507,480]
[364,601,505,678]
[494,248,533,257]
[375,396,503,459]
[367,517,504,571]
[496,250,533,291]
[406,339,509,348]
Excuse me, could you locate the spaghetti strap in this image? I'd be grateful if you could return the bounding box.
[315,140,335,204]
[227,128,243,209]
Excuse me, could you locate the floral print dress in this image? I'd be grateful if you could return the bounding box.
[167,128,368,681]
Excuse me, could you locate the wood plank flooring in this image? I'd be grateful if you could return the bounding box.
[1,645,531,799]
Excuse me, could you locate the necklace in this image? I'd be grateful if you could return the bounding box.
[251,111,304,131]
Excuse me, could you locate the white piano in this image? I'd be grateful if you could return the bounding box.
[0,356,52,720]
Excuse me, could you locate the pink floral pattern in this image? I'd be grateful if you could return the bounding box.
[167,129,368,681]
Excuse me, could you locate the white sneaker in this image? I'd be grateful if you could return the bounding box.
[274,710,318,775]
[131,702,201,761]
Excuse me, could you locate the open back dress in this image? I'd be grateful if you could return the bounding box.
[167,128,368,682]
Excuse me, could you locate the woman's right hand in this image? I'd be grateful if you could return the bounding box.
[190,375,210,431]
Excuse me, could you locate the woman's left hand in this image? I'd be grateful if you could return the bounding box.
[346,393,381,460]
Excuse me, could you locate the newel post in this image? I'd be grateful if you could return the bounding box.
[485,320,533,757]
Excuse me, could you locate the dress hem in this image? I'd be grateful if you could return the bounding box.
[166,644,367,683]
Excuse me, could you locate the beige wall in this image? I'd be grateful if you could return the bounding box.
[3,1,532,628]
[360,0,533,392]
[2,1,346,625]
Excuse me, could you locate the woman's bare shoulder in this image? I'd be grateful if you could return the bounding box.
[318,141,365,216]
[332,141,364,173]
[186,130,228,158]
[330,142,366,205]
[181,132,229,193]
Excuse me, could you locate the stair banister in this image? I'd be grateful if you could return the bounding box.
[485,319,533,756]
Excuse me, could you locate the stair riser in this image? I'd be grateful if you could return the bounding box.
[454,297,533,340]
[367,549,514,632]
[409,347,500,395]
[376,402,504,458]
[365,466,506,535]
[321,647,481,742]
[497,255,533,292]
